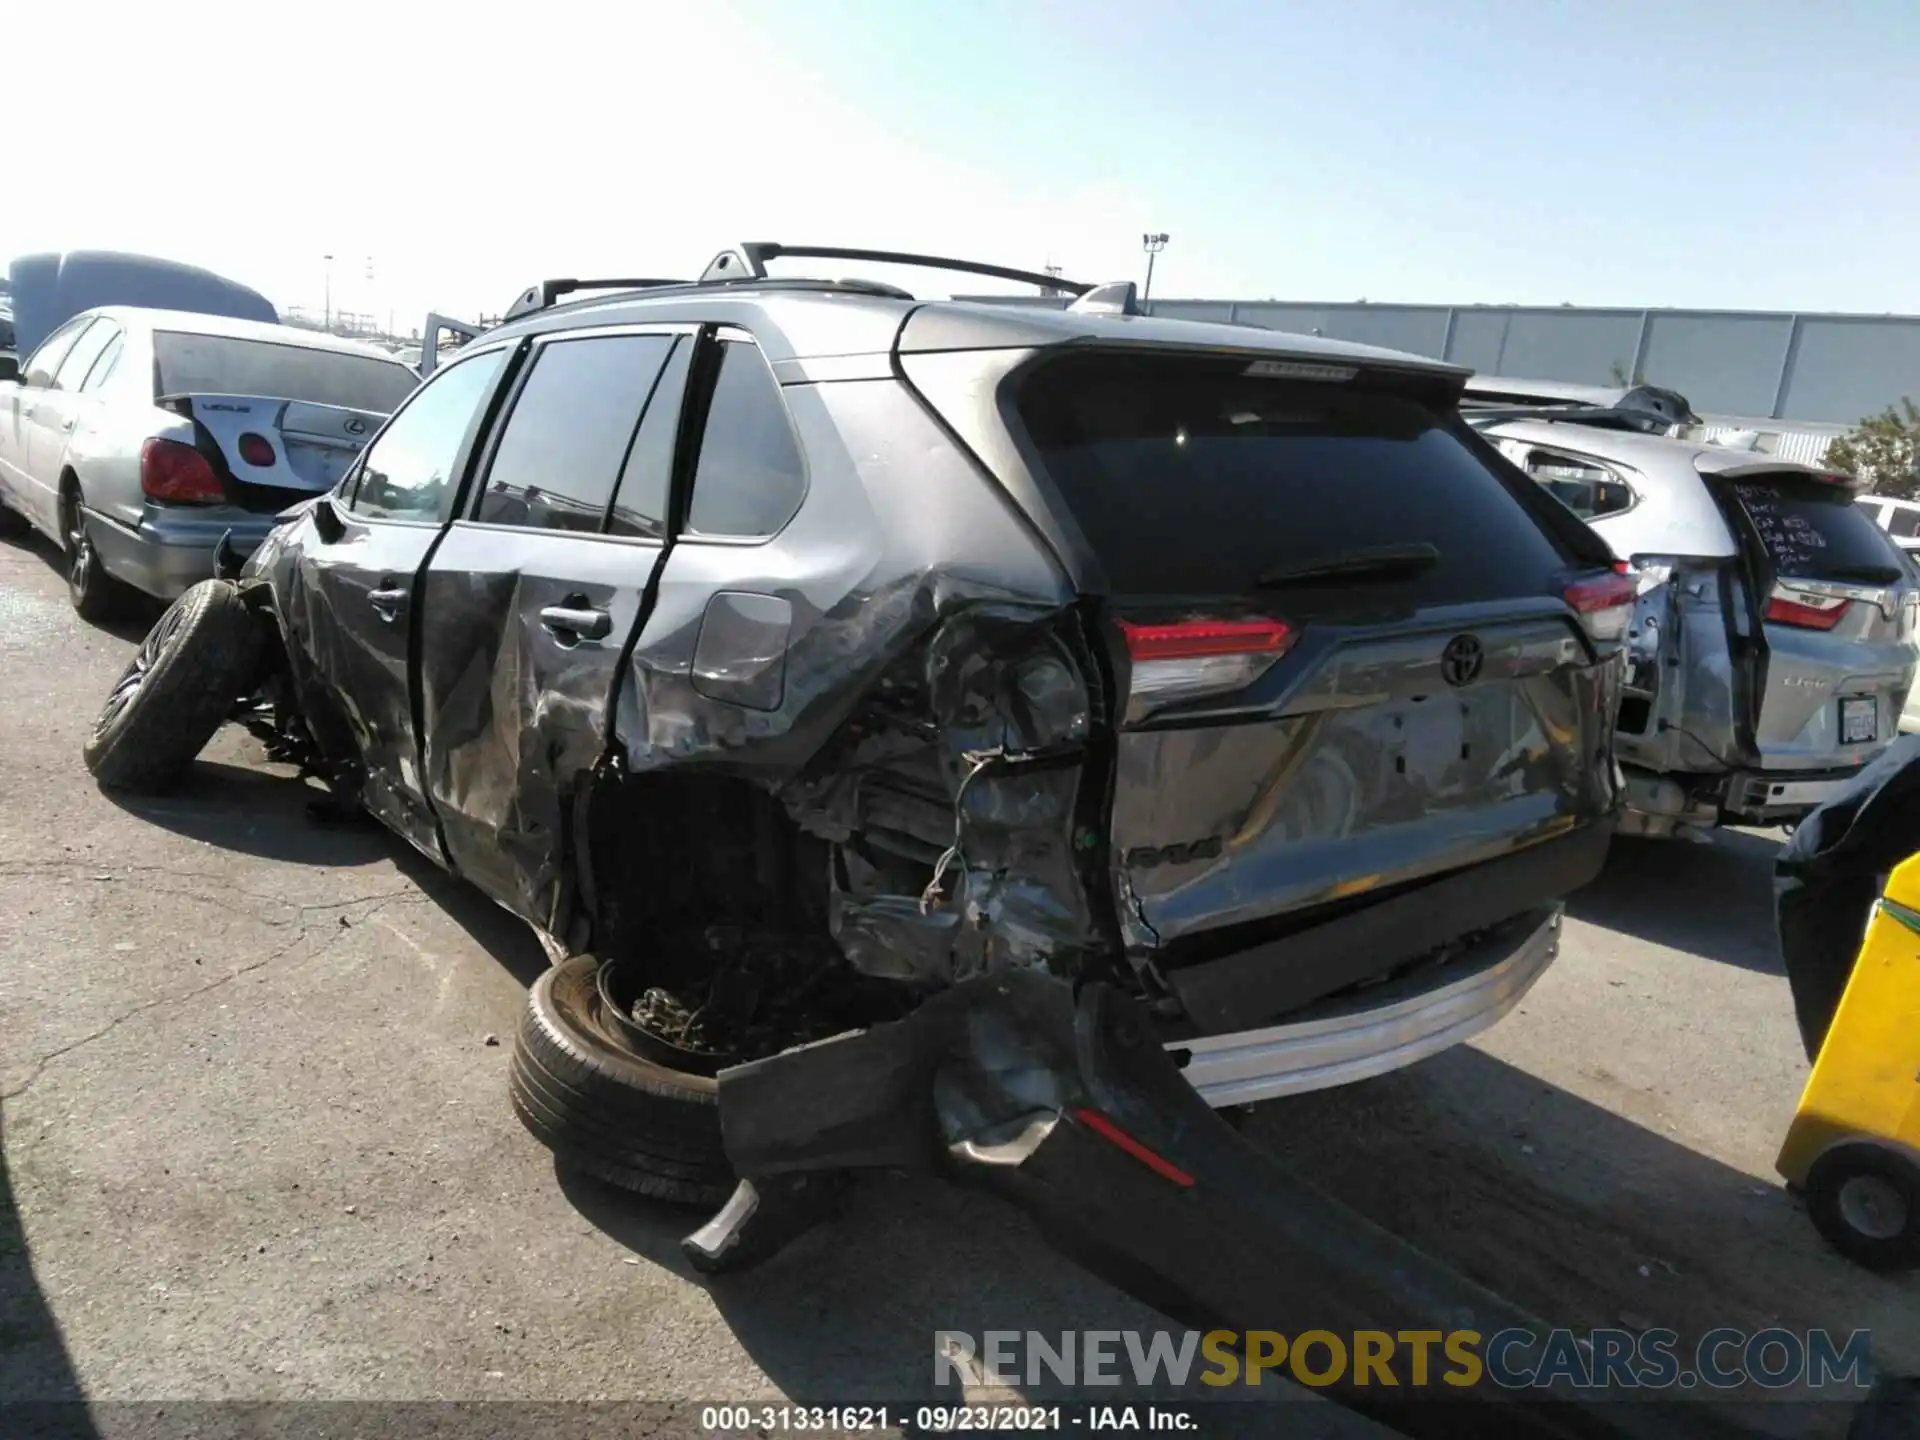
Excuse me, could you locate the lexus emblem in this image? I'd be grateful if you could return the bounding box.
[1441,634,1484,687]
[345,417,368,436]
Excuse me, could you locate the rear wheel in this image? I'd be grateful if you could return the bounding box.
[509,955,734,1207]
[63,485,130,622]
[1805,1142,1920,1273]
[84,579,264,792]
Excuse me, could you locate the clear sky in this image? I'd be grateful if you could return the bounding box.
[7,0,1913,328]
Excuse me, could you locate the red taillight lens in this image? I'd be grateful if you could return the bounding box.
[1119,618,1293,660]
[1118,617,1294,720]
[236,431,275,467]
[1564,571,1636,643]
[140,438,224,504]
[1766,592,1851,630]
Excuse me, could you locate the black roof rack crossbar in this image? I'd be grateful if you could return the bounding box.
[1461,402,1681,433]
[699,242,1093,296]
[504,276,688,322]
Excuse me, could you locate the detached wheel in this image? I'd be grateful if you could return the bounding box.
[1805,1143,1920,1273]
[509,956,734,1207]
[63,488,131,622]
[84,579,263,792]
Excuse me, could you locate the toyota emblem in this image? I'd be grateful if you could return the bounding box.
[1441,634,1484,687]
[345,416,368,436]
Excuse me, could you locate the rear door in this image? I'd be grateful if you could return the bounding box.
[1714,469,1917,771]
[416,324,693,929]
[285,345,513,860]
[1010,351,1626,962]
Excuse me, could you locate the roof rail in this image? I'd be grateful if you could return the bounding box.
[503,276,688,322]
[697,242,1093,296]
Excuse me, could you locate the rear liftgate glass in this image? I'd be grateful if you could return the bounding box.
[1014,351,1629,1024]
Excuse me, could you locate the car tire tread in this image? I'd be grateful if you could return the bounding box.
[84,579,262,792]
[508,956,733,1208]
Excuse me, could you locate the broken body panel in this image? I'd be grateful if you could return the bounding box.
[241,287,1623,1072]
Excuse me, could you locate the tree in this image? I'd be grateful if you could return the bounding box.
[1826,398,1920,499]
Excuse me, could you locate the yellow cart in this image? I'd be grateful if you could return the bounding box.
[1777,852,1920,1271]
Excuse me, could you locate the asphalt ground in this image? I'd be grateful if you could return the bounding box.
[1,528,1914,1438]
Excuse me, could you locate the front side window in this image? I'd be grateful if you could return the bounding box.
[685,339,807,539]
[349,349,509,522]
[22,318,91,388]
[473,333,675,533]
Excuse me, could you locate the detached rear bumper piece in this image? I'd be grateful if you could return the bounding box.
[694,969,1779,1440]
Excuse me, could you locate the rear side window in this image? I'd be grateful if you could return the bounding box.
[473,333,675,534]
[1729,478,1908,581]
[1015,353,1570,601]
[80,331,124,393]
[1887,505,1920,540]
[1523,451,1635,520]
[685,339,806,539]
[154,332,417,413]
[608,337,692,540]
[54,320,118,391]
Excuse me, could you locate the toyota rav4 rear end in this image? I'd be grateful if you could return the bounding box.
[895,309,1627,1102]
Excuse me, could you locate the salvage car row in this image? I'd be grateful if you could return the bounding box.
[2,244,1916,1213]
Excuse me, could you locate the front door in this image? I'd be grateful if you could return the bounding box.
[0,316,91,531]
[285,344,513,860]
[416,325,693,929]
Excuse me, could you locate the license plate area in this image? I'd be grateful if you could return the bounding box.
[1841,696,1877,744]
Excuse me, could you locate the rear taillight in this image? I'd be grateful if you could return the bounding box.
[1563,570,1636,643]
[236,431,275,467]
[1766,585,1851,630]
[140,438,224,504]
[1119,617,1293,719]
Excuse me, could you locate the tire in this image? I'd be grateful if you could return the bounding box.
[509,955,734,1207]
[84,579,263,792]
[63,485,131,622]
[1805,1143,1920,1273]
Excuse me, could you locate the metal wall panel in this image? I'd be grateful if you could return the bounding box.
[1641,312,1793,417]
[1780,318,1920,424]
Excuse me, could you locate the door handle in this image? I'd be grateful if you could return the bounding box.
[539,605,612,642]
[367,581,407,620]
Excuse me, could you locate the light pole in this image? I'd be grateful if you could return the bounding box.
[1141,232,1169,303]
[323,254,334,332]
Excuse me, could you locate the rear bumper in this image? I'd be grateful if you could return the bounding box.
[1724,765,1869,823]
[1169,908,1560,1107]
[1160,822,1611,1034]
[84,505,279,601]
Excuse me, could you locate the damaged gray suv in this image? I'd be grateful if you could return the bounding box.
[84,244,1629,1206]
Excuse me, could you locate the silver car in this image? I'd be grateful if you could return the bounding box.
[1471,383,1918,836]
[0,308,418,618]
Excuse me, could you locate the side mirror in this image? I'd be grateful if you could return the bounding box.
[0,355,20,385]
